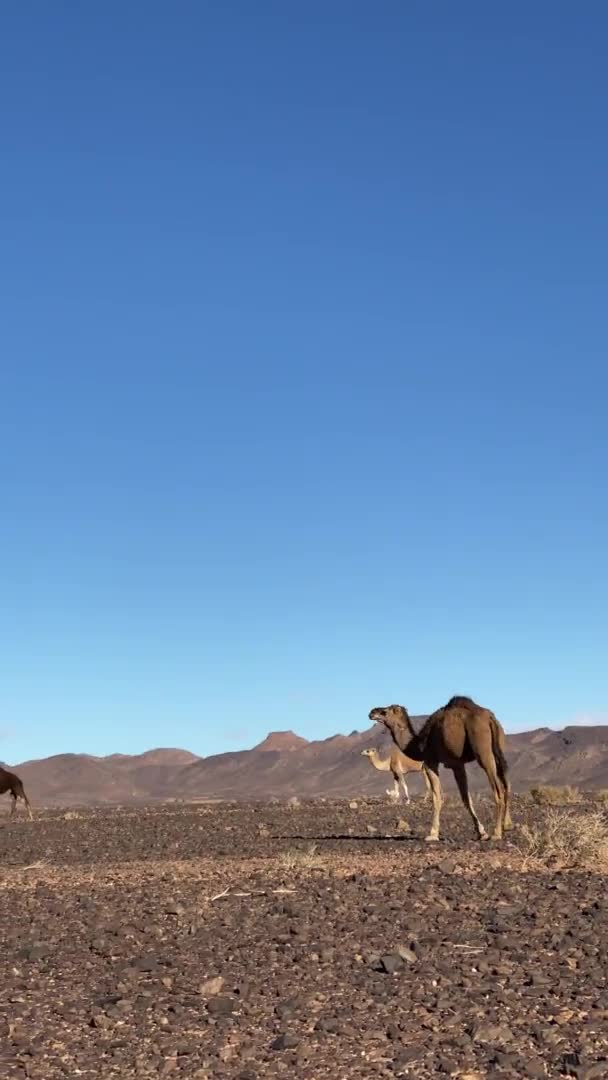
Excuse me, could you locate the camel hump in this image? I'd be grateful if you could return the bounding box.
[445,695,478,710]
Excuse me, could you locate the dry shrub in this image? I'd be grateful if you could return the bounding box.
[279,842,321,870]
[529,785,580,806]
[518,807,608,869]
[62,810,82,821]
[286,796,301,809]
[594,790,608,803]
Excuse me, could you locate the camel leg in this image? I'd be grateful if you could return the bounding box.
[421,766,432,802]
[387,777,400,800]
[424,763,442,841]
[399,773,410,803]
[503,775,513,831]
[478,755,506,840]
[22,795,33,821]
[9,793,17,817]
[452,765,488,840]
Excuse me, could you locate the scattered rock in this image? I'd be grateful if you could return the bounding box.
[165,902,185,916]
[133,956,159,973]
[314,1016,340,1033]
[396,944,417,963]
[206,996,235,1017]
[436,857,457,875]
[2,798,607,1079]
[392,1046,426,1066]
[199,976,225,996]
[379,953,404,975]
[271,1033,299,1050]
[21,943,52,962]
[275,996,305,1019]
[470,1022,514,1046]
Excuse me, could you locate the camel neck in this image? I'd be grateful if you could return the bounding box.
[393,726,422,760]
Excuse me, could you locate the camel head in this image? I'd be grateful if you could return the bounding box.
[360,748,377,758]
[368,705,415,751]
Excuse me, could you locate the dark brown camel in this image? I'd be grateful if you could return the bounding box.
[0,767,33,820]
[369,696,512,841]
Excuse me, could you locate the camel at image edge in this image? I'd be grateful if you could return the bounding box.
[360,747,431,802]
[369,696,512,841]
[0,767,33,819]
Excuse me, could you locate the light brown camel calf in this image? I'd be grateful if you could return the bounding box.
[360,747,431,803]
[0,767,33,820]
[369,696,512,841]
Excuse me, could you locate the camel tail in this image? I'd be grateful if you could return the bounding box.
[490,716,509,786]
[13,777,32,809]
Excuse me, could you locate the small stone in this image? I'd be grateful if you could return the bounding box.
[199,976,225,996]
[349,801,358,810]
[396,944,417,964]
[396,818,410,832]
[437,858,457,874]
[518,1059,546,1078]
[471,1022,513,1045]
[366,824,378,835]
[491,1051,520,1068]
[165,902,185,916]
[380,953,404,974]
[90,938,113,956]
[23,943,51,961]
[271,1033,299,1050]
[392,1046,425,1066]
[314,1016,340,1033]
[134,956,160,973]
[275,996,304,1020]
[89,1013,111,1029]
[562,1053,581,1072]
[206,996,235,1016]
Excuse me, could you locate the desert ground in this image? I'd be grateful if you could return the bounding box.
[1,796,607,1079]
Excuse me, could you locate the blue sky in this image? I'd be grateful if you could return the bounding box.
[1,2,607,763]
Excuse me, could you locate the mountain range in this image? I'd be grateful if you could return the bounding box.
[3,720,608,807]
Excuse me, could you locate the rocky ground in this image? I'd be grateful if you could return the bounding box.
[0,796,607,1079]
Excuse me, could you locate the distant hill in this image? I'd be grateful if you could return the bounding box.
[4,723,608,807]
[255,731,309,752]
[11,748,201,806]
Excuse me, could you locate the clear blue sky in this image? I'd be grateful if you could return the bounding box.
[1,2,607,763]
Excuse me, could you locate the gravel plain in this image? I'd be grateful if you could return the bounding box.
[0,797,607,1079]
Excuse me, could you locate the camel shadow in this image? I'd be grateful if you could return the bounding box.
[271,833,418,843]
